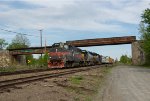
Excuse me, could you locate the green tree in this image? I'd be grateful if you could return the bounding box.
[140,8,150,64]
[43,53,49,66]
[120,54,131,64]
[0,38,8,50]
[7,34,30,49]
[37,53,49,66]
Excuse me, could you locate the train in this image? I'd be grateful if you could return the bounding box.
[102,56,114,64]
[48,42,114,68]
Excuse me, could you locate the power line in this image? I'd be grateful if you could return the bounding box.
[0,28,40,37]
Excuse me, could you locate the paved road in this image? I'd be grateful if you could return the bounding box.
[95,65,150,101]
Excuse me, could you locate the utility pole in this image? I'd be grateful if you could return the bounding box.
[39,30,43,57]
[45,37,47,54]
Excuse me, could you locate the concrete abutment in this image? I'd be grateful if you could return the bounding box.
[132,41,145,65]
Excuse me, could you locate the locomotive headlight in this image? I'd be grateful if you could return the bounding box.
[49,57,51,58]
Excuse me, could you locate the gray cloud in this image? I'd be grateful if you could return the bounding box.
[0,0,149,59]
[0,0,149,35]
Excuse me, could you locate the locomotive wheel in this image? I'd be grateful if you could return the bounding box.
[72,63,75,67]
[65,62,72,68]
[64,62,69,68]
[70,62,73,68]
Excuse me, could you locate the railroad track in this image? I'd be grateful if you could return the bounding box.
[0,68,53,76]
[0,65,102,89]
[0,64,111,76]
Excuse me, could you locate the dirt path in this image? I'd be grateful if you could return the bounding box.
[94,65,150,101]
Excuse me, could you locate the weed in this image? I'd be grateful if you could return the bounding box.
[84,97,91,101]
[141,64,150,68]
[0,67,16,72]
[70,75,83,85]
[74,97,80,101]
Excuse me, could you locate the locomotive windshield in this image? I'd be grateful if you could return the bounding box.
[52,42,69,49]
[52,43,63,48]
[52,43,59,47]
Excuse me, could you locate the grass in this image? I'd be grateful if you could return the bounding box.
[141,64,150,68]
[63,84,84,95]
[69,75,83,85]
[0,67,16,72]
[0,65,48,73]
[129,63,150,69]
[85,98,91,101]
[74,97,80,101]
[66,66,113,101]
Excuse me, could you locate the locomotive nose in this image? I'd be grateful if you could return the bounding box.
[48,53,65,68]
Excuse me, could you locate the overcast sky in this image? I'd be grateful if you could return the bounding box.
[0,0,150,59]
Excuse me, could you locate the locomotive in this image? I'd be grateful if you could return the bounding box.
[48,42,113,68]
[48,42,84,68]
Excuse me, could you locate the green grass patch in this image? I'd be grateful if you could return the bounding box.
[0,65,48,73]
[101,67,112,74]
[141,64,150,68]
[144,67,150,69]
[65,66,113,101]
[69,75,83,85]
[74,97,80,101]
[84,96,92,101]
[0,67,16,72]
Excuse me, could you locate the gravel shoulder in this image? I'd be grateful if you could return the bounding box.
[94,65,150,101]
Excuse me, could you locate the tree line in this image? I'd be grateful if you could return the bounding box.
[0,34,30,50]
[119,54,132,64]
[140,8,150,65]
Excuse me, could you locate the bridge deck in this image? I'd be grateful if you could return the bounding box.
[8,36,136,55]
[66,36,136,47]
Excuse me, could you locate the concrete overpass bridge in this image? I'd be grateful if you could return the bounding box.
[7,36,144,65]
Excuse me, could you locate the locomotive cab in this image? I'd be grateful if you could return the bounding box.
[52,42,68,49]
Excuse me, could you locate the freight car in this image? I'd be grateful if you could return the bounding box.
[48,42,113,68]
[81,50,95,66]
[102,56,114,64]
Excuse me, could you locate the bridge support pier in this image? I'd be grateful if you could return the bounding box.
[132,41,145,65]
[11,55,27,65]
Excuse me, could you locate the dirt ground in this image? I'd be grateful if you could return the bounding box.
[0,66,111,101]
[94,65,150,101]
